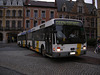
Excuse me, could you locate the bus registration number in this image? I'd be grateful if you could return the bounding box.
[70,52,76,55]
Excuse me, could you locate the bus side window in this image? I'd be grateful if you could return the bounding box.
[43,34,45,40]
[53,33,55,44]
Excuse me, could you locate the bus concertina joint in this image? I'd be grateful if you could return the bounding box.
[17,18,87,58]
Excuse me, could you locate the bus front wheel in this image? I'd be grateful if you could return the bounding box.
[41,45,46,56]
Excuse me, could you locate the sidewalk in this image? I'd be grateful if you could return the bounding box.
[87,46,95,52]
[85,46,100,59]
[0,43,17,48]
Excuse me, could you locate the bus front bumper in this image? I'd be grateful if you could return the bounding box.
[52,50,87,58]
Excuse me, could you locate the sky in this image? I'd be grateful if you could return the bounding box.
[34,0,97,8]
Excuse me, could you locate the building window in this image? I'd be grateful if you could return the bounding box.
[6,10,10,17]
[62,7,66,12]
[91,10,97,16]
[78,6,83,13]
[64,7,66,11]
[12,20,16,28]
[59,15,62,18]
[83,18,85,24]
[93,11,96,15]
[86,34,89,39]
[71,16,75,19]
[65,15,69,18]
[12,10,16,17]
[6,20,10,28]
[91,30,94,38]
[0,33,3,41]
[41,11,45,18]
[91,30,94,34]
[18,21,21,28]
[50,11,54,19]
[79,17,82,20]
[62,3,67,12]
[34,20,37,27]
[91,18,94,27]
[26,10,30,17]
[18,10,22,17]
[34,10,38,18]
[26,20,30,28]
[91,34,94,38]
[41,20,45,24]
[0,20,2,27]
[86,17,90,22]
[0,10,2,17]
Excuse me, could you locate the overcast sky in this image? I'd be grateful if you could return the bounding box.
[34,0,97,8]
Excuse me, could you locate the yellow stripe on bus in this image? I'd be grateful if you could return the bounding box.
[36,41,39,52]
[23,44,25,47]
[76,44,81,56]
[23,40,25,47]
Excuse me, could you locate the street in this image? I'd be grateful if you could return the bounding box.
[0,43,100,75]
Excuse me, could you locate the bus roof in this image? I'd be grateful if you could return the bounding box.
[18,31,27,36]
[27,29,33,33]
[31,18,83,32]
[18,18,83,35]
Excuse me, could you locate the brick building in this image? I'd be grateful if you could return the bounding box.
[0,0,25,43]
[56,0,97,39]
[23,0,57,30]
[0,0,98,43]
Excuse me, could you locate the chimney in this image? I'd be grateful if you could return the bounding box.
[25,0,30,5]
[92,0,95,6]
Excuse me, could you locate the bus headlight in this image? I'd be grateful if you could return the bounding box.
[83,46,86,50]
[57,47,61,52]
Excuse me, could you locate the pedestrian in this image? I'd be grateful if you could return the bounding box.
[12,37,14,42]
[94,38,100,53]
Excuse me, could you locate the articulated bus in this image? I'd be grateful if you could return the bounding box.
[17,18,87,57]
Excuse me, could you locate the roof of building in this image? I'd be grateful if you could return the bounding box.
[56,0,66,11]
[86,3,96,13]
[0,0,3,6]
[0,0,25,6]
[25,1,56,8]
[56,0,96,13]
[65,1,75,12]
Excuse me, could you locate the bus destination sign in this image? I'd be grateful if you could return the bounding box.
[55,20,82,26]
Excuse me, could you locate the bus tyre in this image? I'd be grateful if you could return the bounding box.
[18,43,20,46]
[41,46,46,57]
[29,43,30,49]
[42,49,46,57]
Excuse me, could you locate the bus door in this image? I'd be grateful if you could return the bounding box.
[45,33,52,54]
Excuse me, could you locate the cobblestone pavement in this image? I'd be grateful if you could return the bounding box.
[0,43,100,75]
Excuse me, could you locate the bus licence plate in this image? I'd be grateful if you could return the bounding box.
[70,52,76,55]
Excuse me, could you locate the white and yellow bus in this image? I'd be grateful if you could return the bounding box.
[18,18,87,57]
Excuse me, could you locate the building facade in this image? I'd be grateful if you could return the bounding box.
[97,0,100,38]
[0,0,98,43]
[0,0,24,43]
[56,0,97,39]
[23,0,57,30]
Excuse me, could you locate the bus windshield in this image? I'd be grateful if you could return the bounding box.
[56,25,86,44]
